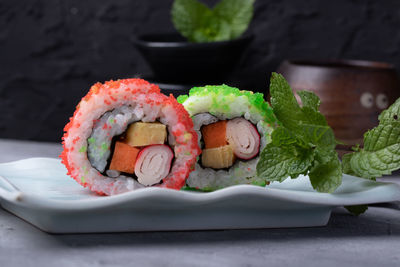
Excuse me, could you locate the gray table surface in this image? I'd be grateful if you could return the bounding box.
[0,139,399,267]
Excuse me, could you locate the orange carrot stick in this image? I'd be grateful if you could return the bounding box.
[201,120,228,149]
[109,141,140,174]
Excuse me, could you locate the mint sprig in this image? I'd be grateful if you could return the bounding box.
[342,98,400,179]
[256,73,342,193]
[171,0,254,43]
[344,205,368,216]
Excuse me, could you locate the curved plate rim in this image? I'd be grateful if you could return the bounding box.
[0,158,399,211]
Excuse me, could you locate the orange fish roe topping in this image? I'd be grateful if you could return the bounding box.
[83,82,102,102]
[72,137,80,144]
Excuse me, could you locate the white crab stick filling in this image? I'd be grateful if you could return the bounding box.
[226,118,260,160]
[134,145,174,186]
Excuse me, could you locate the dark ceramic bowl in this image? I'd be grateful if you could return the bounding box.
[133,33,253,84]
[277,59,400,147]
[141,76,196,98]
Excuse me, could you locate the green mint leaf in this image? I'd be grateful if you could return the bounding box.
[171,0,254,42]
[192,16,231,42]
[341,153,356,176]
[300,106,328,126]
[377,97,400,123]
[297,90,321,111]
[287,148,315,178]
[171,0,212,42]
[257,72,341,193]
[344,205,368,216]
[269,74,328,130]
[309,151,342,193]
[342,120,400,179]
[342,128,400,179]
[300,124,336,150]
[269,73,304,131]
[314,146,336,165]
[213,0,255,39]
[256,143,314,182]
[270,126,299,147]
[269,73,335,148]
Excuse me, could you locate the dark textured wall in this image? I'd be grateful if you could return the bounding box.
[1,0,400,141]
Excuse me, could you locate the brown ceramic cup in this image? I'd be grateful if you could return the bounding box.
[277,59,400,148]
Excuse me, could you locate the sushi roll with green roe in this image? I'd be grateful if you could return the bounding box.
[177,85,278,191]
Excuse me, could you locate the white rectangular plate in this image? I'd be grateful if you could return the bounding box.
[0,158,399,233]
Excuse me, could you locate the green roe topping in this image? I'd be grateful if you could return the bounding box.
[178,84,277,124]
[177,95,188,104]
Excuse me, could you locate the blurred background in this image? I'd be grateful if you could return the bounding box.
[1,0,400,142]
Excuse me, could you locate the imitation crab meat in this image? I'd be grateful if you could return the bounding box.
[134,144,174,186]
[226,118,260,160]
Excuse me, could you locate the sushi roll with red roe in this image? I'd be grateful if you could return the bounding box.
[177,85,278,191]
[61,79,200,195]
